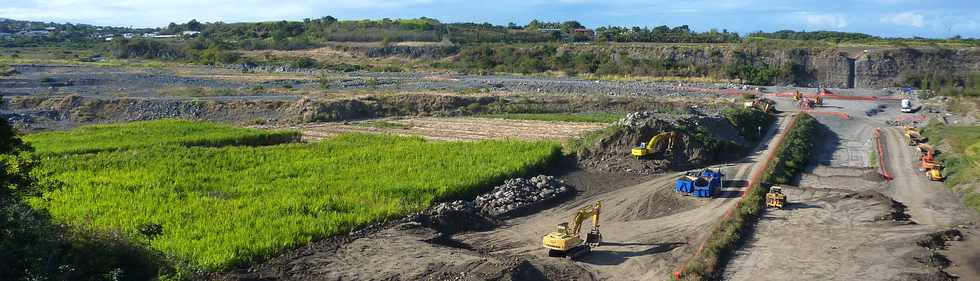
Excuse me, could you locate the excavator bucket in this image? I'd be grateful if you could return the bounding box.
[585,228,602,247]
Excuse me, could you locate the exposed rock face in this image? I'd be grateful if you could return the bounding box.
[854,48,980,88]
[574,44,980,89]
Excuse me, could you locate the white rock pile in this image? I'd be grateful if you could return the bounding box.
[428,175,571,219]
[474,175,570,217]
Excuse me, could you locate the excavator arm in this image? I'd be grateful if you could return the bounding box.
[633,132,681,158]
[645,132,671,151]
[566,202,601,237]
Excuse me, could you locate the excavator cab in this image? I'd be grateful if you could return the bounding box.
[632,132,680,158]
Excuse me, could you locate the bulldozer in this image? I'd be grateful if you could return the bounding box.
[632,131,680,158]
[542,201,602,259]
[926,168,944,181]
[904,127,923,146]
[766,186,786,209]
[743,98,775,113]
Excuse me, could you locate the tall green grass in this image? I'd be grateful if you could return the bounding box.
[24,119,300,155]
[922,123,980,212]
[32,133,560,271]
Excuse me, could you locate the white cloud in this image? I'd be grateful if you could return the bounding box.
[881,11,925,28]
[791,12,848,28]
[0,0,437,27]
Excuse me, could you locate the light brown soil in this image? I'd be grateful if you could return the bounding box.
[721,96,980,281]
[296,117,609,142]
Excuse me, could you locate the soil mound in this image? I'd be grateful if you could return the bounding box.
[577,112,747,174]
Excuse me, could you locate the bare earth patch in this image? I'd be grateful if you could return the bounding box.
[295,117,609,142]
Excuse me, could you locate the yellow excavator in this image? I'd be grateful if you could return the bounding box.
[542,201,602,258]
[766,186,786,209]
[632,132,680,158]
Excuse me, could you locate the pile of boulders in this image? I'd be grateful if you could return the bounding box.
[614,111,702,128]
[474,175,570,217]
[428,175,571,219]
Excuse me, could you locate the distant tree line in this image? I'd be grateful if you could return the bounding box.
[595,25,741,43]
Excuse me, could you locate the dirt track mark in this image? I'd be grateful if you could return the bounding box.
[880,127,978,226]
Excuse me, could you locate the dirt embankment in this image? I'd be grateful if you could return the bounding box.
[3,89,734,132]
[577,112,748,174]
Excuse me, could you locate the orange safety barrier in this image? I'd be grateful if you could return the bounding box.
[673,113,803,279]
[874,128,894,181]
[771,91,902,101]
[896,115,928,122]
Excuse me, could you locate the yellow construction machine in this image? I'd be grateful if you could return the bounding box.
[743,98,775,113]
[917,144,944,181]
[904,127,922,146]
[542,201,602,258]
[766,186,786,209]
[632,131,680,158]
[793,90,824,108]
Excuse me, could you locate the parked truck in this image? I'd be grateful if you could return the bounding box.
[901,99,914,113]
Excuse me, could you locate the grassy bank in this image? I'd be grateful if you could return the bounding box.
[24,119,300,155]
[922,122,980,212]
[32,132,560,271]
[678,113,817,280]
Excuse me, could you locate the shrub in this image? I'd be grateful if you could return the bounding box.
[723,107,774,141]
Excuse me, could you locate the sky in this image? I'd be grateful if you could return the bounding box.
[1,0,978,38]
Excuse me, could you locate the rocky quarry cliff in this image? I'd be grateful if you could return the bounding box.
[563,44,980,88]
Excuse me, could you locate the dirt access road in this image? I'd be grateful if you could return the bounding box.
[721,95,980,281]
[449,114,792,281]
[234,116,794,281]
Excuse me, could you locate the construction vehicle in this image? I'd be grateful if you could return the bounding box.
[675,169,723,198]
[926,168,944,181]
[743,98,775,113]
[794,90,824,109]
[632,131,680,158]
[917,144,945,181]
[798,96,823,110]
[901,99,914,113]
[766,186,786,209]
[904,127,923,146]
[543,201,602,258]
